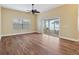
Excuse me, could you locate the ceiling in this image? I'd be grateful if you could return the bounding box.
[1,4,63,13]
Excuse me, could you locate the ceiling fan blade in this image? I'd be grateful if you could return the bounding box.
[36,11,40,13]
[34,9,40,13]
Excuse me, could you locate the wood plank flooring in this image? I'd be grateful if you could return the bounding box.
[0,33,79,55]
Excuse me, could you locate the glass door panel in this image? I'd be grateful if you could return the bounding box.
[54,19,60,35]
[44,20,49,34]
[49,20,55,30]
[44,18,60,37]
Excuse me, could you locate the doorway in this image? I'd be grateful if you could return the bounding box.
[43,17,60,37]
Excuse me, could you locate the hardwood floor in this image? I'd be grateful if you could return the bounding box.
[0,33,79,55]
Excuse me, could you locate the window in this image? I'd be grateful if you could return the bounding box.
[13,18,31,31]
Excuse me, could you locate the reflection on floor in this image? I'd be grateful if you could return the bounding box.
[44,30,59,37]
[0,33,79,55]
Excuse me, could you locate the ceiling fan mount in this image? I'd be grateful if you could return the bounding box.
[26,4,40,14]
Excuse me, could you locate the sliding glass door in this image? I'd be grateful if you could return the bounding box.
[44,18,60,37]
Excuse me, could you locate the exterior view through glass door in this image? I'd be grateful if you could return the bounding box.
[44,18,60,37]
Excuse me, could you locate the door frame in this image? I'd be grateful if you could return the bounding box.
[43,17,60,37]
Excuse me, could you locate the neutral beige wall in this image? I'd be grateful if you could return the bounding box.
[0,7,1,39]
[37,4,78,40]
[1,8,37,35]
[78,33,79,40]
[78,6,79,40]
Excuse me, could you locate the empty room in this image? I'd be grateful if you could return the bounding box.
[0,4,79,55]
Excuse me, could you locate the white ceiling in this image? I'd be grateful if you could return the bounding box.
[1,4,63,13]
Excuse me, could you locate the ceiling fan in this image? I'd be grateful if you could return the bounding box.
[26,4,40,14]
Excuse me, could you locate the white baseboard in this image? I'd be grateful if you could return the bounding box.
[59,36,79,42]
[0,36,1,40]
[1,32,79,42]
[1,31,38,37]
